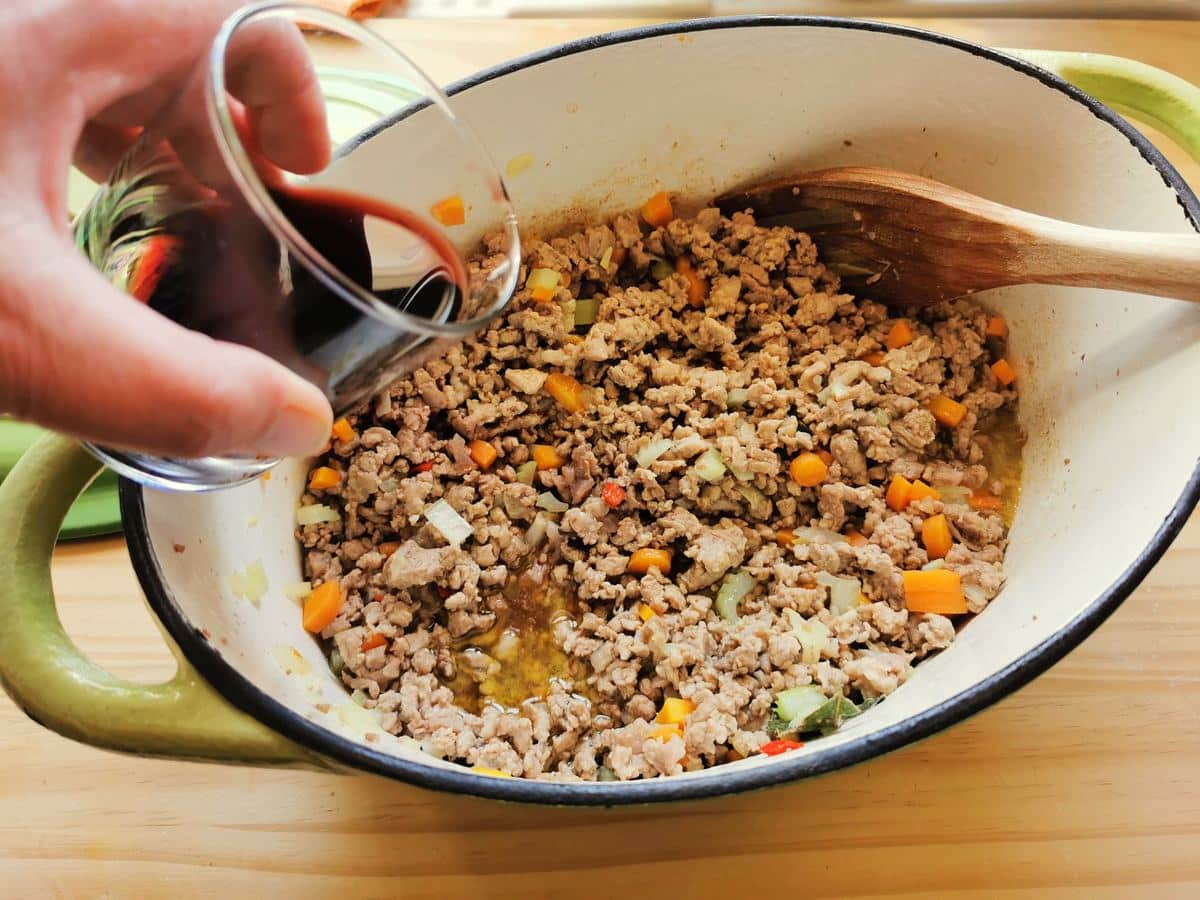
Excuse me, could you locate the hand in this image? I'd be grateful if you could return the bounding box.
[0,0,333,459]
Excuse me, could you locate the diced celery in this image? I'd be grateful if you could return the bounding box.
[714,570,755,623]
[516,460,538,485]
[575,297,599,326]
[774,685,826,725]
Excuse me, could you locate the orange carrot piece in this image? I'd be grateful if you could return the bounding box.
[650,724,683,742]
[886,474,914,512]
[845,530,868,547]
[776,528,797,547]
[545,372,586,413]
[815,449,834,467]
[308,466,341,492]
[530,285,556,303]
[986,315,1008,338]
[968,490,1003,511]
[628,548,672,575]
[789,452,828,487]
[331,418,356,443]
[929,394,967,428]
[991,358,1017,386]
[602,482,626,508]
[675,257,708,308]
[361,633,388,652]
[429,194,465,226]
[468,439,498,470]
[638,604,657,622]
[656,697,696,725]
[902,569,967,614]
[885,319,913,350]
[379,541,402,557]
[862,351,886,367]
[922,513,953,559]
[531,444,564,470]
[261,471,271,482]
[641,191,674,227]
[908,480,941,504]
[302,581,342,633]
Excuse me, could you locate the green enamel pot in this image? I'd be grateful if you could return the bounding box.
[1,25,1198,804]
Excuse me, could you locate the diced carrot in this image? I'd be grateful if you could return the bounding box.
[628,548,672,575]
[429,194,465,226]
[531,444,564,470]
[656,697,696,725]
[675,257,708,308]
[845,530,868,547]
[650,723,682,742]
[991,358,1017,386]
[530,285,556,303]
[545,372,586,413]
[885,319,913,350]
[641,191,674,227]
[922,513,953,559]
[413,459,435,473]
[986,315,1008,338]
[261,471,271,482]
[929,394,967,428]
[302,581,342,633]
[789,452,828,487]
[815,449,834,467]
[776,528,797,547]
[638,604,657,622]
[908,480,941,504]
[470,766,512,777]
[902,569,967,614]
[308,466,341,492]
[331,418,356,443]
[862,351,886,367]
[469,439,498,470]
[361,633,388,652]
[886,474,914,512]
[968,490,1003,511]
[602,481,626,508]
[379,541,402,557]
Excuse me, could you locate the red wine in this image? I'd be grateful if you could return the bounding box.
[136,182,471,409]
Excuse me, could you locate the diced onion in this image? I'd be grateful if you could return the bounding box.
[330,648,344,675]
[963,583,988,607]
[921,559,946,571]
[227,560,268,605]
[536,491,569,513]
[815,571,862,616]
[283,581,312,602]
[525,512,548,548]
[599,246,613,270]
[793,526,846,546]
[692,447,727,483]
[424,498,473,546]
[297,503,340,526]
[526,268,560,292]
[635,437,675,467]
[875,409,891,426]
[726,388,749,408]
[575,297,599,326]
[938,485,971,506]
[736,484,769,517]
[516,460,538,485]
[715,570,755,623]
[784,608,831,664]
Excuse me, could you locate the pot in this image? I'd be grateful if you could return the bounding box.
[3,18,1199,805]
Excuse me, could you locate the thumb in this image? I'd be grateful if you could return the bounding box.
[0,224,333,459]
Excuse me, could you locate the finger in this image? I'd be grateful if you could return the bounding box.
[0,224,332,460]
[224,18,331,174]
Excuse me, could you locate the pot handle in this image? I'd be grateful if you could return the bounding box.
[1006,49,1200,162]
[0,434,327,768]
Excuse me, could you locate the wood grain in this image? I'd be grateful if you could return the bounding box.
[3,19,1200,900]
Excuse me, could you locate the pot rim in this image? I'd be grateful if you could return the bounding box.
[121,15,1200,806]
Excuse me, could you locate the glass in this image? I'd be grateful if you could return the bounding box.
[74,2,520,491]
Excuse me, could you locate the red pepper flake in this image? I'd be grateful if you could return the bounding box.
[601,481,626,508]
[436,585,453,600]
[759,739,805,756]
[413,459,435,473]
[373,592,385,604]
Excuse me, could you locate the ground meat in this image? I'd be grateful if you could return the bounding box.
[300,201,1021,782]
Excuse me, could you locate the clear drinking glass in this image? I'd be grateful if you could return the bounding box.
[74,2,520,491]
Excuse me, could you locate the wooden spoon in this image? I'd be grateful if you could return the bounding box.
[715,166,1200,306]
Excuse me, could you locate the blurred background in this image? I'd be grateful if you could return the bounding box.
[353,1,1195,19]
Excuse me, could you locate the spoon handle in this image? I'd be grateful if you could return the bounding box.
[1017,220,1200,303]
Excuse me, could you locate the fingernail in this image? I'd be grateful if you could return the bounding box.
[257,401,332,457]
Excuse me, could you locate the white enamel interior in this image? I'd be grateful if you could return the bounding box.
[139,23,1200,786]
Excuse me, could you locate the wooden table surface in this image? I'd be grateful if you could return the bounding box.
[5,18,1200,900]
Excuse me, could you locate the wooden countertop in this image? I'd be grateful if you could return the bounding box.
[4,18,1200,899]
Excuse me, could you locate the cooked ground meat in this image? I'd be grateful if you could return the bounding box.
[297,202,1020,781]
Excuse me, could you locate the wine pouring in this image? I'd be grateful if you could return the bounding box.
[74,1,520,490]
